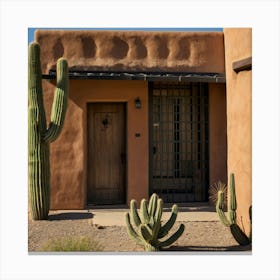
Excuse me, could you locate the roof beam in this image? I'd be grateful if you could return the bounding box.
[232,56,252,73]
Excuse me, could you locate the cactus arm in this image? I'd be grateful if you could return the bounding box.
[229,173,237,210]
[230,224,250,246]
[130,200,141,227]
[148,193,158,218]
[158,224,185,249]
[125,213,142,245]
[229,173,237,223]
[139,225,158,251]
[249,206,252,242]
[216,191,231,227]
[150,199,163,243]
[28,42,47,135]
[43,58,69,143]
[159,204,178,238]
[140,199,150,224]
[139,225,153,242]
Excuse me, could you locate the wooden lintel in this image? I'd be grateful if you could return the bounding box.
[232,56,252,73]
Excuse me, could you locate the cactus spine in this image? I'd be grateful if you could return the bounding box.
[125,193,185,251]
[216,173,252,246]
[28,42,68,220]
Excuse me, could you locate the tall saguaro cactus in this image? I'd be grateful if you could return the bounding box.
[28,42,69,220]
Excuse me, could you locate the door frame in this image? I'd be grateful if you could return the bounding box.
[86,102,127,206]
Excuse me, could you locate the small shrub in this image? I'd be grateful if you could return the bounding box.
[39,236,104,252]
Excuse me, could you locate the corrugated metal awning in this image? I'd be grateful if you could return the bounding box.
[43,71,226,83]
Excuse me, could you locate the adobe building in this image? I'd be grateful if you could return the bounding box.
[35,28,251,229]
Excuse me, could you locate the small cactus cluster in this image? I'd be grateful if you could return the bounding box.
[216,173,252,246]
[28,42,69,220]
[125,193,185,251]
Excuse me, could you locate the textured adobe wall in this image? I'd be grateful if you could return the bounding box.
[36,30,227,209]
[209,83,227,187]
[43,79,149,209]
[224,28,252,234]
[35,30,225,74]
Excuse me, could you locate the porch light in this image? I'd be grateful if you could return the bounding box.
[134,97,141,109]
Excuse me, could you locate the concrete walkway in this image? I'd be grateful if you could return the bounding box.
[49,203,219,226]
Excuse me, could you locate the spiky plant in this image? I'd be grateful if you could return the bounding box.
[209,180,227,210]
[28,42,68,220]
[216,173,252,246]
[125,193,185,251]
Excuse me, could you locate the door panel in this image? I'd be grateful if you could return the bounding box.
[87,103,126,205]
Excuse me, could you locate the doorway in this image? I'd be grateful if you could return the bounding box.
[149,82,209,203]
[87,103,126,205]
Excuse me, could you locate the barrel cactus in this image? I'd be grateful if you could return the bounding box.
[216,173,252,246]
[28,42,69,220]
[125,193,185,251]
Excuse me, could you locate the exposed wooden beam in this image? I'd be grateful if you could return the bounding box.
[232,56,252,73]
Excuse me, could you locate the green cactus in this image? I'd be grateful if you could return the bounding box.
[216,173,252,246]
[28,42,69,220]
[125,193,185,251]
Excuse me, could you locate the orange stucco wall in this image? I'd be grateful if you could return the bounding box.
[36,30,228,209]
[224,28,252,233]
[43,80,149,209]
[43,78,227,209]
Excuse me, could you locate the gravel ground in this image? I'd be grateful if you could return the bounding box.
[28,213,251,252]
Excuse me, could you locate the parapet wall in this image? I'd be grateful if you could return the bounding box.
[35,30,225,74]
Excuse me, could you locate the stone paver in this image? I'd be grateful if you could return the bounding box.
[49,204,219,226]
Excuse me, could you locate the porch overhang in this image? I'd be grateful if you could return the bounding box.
[42,71,225,83]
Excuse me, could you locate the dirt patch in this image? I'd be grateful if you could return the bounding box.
[28,214,251,252]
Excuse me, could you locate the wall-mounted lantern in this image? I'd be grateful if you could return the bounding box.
[134,97,141,109]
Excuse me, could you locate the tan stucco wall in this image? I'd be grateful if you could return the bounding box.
[43,78,227,209]
[36,30,229,209]
[209,83,227,186]
[224,28,252,233]
[35,30,225,74]
[43,80,149,209]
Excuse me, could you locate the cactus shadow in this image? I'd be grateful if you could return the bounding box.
[165,244,252,252]
[48,212,94,220]
[163,203,216,213]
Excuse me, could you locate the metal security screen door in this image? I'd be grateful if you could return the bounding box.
[150,82,209,203]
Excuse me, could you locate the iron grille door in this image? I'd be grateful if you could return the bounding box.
[149,82,209,203]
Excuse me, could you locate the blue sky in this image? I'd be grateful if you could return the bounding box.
[28,27,223,44]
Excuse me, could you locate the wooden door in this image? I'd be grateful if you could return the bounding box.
[87,103,126,205]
